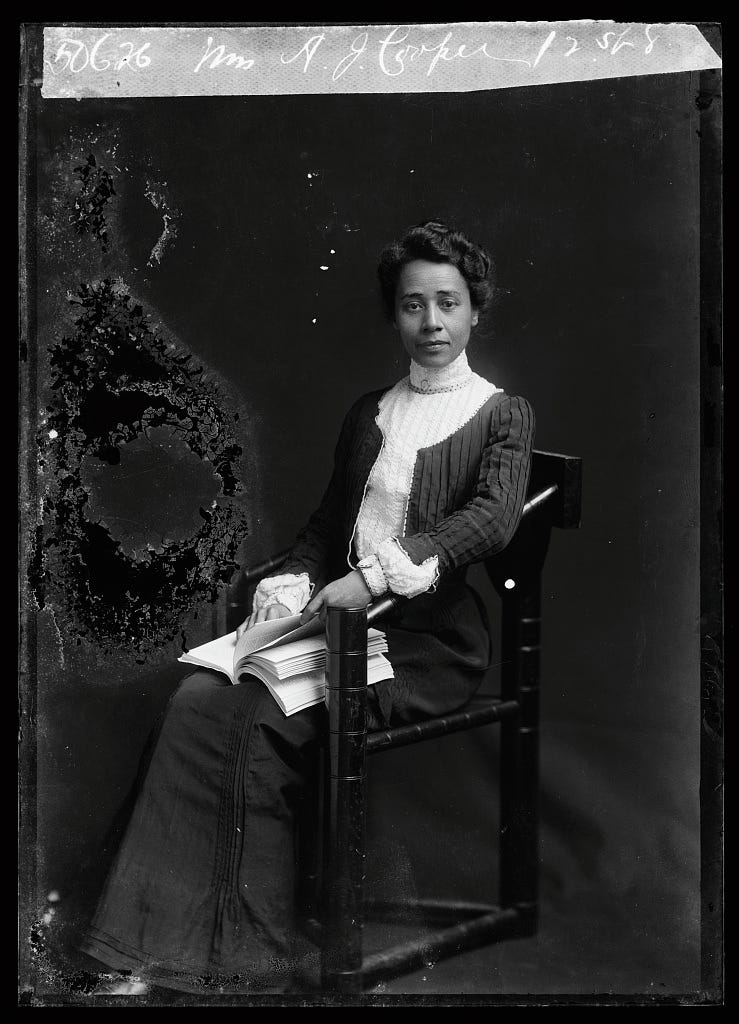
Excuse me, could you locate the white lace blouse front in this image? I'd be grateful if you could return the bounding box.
[253,351,500,615]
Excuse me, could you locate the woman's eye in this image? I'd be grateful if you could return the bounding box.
[405,302,422,312]
[441,300,457,310]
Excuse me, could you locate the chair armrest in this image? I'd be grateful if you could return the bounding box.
[367,593,404,624]
[241,548,291,585]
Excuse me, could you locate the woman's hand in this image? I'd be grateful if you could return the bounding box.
[236,602,292,639]
[299,570,372,625]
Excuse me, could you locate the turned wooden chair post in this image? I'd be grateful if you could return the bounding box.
[490,526,550,930]
[321,605,369,993]
[486,452,581,926]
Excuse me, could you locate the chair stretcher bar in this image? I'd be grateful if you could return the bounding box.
[366,698,519,754]
[359,905,525,987]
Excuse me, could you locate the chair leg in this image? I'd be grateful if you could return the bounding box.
[499,573,541,933]
[321,606,368,993]
[295,744,324,922]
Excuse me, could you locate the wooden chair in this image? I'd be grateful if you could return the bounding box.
[240,449,582,993]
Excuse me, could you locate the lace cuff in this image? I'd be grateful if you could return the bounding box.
[357,554,388,598]
[375,538,440,598]
[252,573,312,616]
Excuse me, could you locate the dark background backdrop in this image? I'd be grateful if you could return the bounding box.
[26,65,708,996]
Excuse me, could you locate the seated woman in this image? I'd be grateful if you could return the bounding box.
[81,220,535,995]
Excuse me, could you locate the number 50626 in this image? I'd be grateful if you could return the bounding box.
[48,34,152,73]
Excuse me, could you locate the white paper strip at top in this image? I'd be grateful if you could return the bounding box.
[41,22,721,99]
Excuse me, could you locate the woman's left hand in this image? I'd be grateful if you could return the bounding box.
[236,602,293,639]
[299,570,372,625]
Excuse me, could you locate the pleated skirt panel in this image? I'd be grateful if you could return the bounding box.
[81,671,325,992]
[81,581,491,991]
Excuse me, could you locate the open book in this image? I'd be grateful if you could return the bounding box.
[178,613,394,716]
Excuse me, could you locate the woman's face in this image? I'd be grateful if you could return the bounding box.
[394,259,479,369]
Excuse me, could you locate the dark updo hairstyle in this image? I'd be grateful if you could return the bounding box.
[377,220,493,322]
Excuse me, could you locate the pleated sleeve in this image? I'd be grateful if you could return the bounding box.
[396,395,535,575]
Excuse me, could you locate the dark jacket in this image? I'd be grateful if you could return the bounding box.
[281,384,535,724]
[281,387,535,591]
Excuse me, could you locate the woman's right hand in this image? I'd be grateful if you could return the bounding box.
[236,602,292,639]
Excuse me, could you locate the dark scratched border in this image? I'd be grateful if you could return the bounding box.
[17,19,724,1008]
[697,31,724,1003]
[18,21,40,1007]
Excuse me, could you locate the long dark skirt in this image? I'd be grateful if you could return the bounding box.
[81,581,491,992]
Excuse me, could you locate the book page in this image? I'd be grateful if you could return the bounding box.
[177,631,237,682]
[233,613,324,662]
[235,652,393,715]
[245,626,388,666]
[248,631,327,666]
[180,620,388,684]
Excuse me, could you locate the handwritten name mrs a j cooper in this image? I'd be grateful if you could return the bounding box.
[195,25,660,80]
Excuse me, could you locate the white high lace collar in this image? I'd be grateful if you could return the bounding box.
[351,352,498,567]
[408,350,473,393]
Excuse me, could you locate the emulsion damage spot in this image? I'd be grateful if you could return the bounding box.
[69,154,116,251]
[33,280,248,654]
[80,425,221,559]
